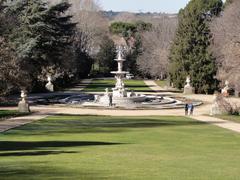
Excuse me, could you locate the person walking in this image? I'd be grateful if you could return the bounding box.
[108,93,113,107]
[188,103,194,115]
[185,103,188,115]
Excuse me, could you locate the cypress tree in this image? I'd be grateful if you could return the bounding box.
[169,0,222,94]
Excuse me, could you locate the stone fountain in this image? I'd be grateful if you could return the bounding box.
[50,46,202,109]
[97,46,146,106]
[111,46,128,98]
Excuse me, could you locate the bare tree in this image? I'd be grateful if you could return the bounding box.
[211,0,240,96]
[137,17,177,79]
[69,0,108,55]
[113,12,137,23]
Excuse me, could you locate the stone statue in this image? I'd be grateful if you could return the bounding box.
[116,45,124,60]
[45,75,54,92]
[183,76,194,94]
[221,80,230,97]
[105,88,109,96]
[18,90,30,113]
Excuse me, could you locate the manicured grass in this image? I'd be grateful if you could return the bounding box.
[155,80,167,87]
[1,115,240,179]
[84,79,152,92]
[0,110,26,120]
[216,115,240,123]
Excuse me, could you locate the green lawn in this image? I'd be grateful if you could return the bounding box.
[1,115,240,179]
[0,110,26,120]
[216,115,240,123]
[84,79,152,92]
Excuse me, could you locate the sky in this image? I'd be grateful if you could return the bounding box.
[98,0,191,13]
[98,0,226,13]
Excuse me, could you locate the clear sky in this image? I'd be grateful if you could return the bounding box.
[98,0,191,13]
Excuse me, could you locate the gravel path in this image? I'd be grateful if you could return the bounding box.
[193,115,240,133]
[64,79,92,92]
[0,79,239,133]
[0,113,49,133]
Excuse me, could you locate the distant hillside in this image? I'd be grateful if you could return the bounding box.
[102,11,177,21]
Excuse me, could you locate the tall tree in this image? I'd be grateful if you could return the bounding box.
[6,0,76,90]
[169,0,222,94]
[137,17,177,79]
[97,36,116,74]
[211,0,240,96]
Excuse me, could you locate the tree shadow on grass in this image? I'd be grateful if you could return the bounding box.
[0,164,110,180]
[0,141,123,151]
[0,150,78,157]
[5,117,208,136]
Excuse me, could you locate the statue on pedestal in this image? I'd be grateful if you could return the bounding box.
[18,90,30,113]
[221,80,230,97]
[183,76,194,94]
[45,75,54,92]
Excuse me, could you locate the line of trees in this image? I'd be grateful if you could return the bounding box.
[168,0,239,96]
[1,0,239,97]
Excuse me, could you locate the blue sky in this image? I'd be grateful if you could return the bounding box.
[98,0,191,13]
[99,0,226,13]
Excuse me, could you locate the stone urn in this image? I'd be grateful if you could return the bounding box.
[45,75,54,92]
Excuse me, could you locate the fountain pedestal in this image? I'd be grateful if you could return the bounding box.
[110,48,129,98]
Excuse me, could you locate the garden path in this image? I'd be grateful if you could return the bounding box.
[0,79,240,133]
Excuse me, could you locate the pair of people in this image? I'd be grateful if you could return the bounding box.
[185,102,194,116]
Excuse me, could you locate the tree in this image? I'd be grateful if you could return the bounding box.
[97,36,116,75]
[211,0,240,96]
[109,21,153,76]
[137,17,177,79]
[6,0,76,90]
[169,0,223,94]
[66,0,108,77]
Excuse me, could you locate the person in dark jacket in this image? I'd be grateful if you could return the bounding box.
[185,103,188,115]
[108,93,113,107]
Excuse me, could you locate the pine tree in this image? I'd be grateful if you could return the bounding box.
[169,0,222,94]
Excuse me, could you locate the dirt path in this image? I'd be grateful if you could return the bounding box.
[0,79,239,133]
[193,115,240,133]
[0,113,49,133]
[144,80,166,91]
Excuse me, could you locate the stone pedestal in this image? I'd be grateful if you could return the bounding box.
[18,90,30,113]
[18,101,30,113]
[210,93,228,115]
[184,86,194,95]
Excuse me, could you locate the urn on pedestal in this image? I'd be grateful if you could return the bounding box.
[45,75,54,92]
[18,90,30,113]
[183,76,194,94]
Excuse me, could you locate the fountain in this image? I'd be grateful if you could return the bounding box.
[96,46,146,106]
[34,46,202,109]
